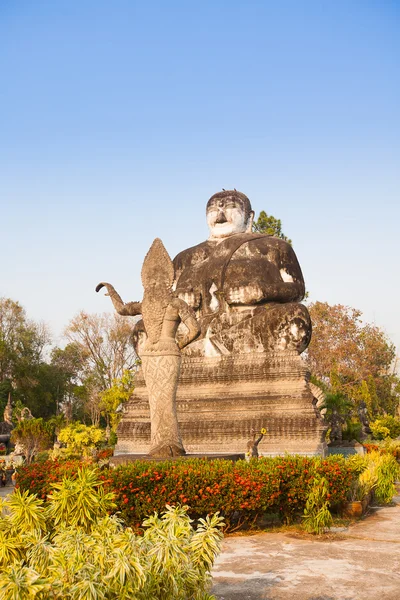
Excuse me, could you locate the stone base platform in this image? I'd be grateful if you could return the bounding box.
[116,351,327,457]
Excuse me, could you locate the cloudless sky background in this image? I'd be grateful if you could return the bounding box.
[1,0,399,354]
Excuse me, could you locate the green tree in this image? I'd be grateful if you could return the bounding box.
[50,343,89,422]
[99,369,135,432]
[0,298,54,418]
[307,302,399,417]
[252,210,292,244]
[318,392,353,443]
[10,418,53,464]
[64,312,137,425]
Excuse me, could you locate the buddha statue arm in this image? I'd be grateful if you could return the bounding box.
[95,282,142,316]
[226,280,304,305]
[224,239,305,305]
[172,298,200,349]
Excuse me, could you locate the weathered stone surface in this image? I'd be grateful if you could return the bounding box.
[97,190,327,456]
[117,351,326,455]
[97,238,199,458]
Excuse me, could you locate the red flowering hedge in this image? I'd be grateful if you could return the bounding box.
[16,455,355,529]
[15,458,82,499]
[363,443,380,454]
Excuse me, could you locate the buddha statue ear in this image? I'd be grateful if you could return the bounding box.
[245,210,255,233]
[141,238,174,291]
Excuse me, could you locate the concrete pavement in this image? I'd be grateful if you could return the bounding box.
[212,496,400,600]
[0,485,13,500]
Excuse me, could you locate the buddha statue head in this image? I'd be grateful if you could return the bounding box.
[206,190,255,240]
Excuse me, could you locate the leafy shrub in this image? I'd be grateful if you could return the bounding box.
[15,458,82,499]
[17,455,356,530]
[370,416,400,440]
[266,455,354,523]
[58,423,105,457]
[95,447,114,462]
[10,419,53,464]
[347,450,399,505]
[364,440,400,460]
[104,458,280,531]
[380,438,400,460]
[0,467,224,599]
[302,476,333,534]
[342,420,363,442]
[367,450,400,504]
[363,443,380,454]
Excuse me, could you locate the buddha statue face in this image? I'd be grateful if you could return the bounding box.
[206,191,254,240]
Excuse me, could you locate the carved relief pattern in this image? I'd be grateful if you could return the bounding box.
[141,354,184,455]
[141,238,174,344]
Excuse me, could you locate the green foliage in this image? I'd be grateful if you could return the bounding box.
[99,369,135,431]
[58,423,105,458]
[16,456,355,530]
[370,415,400,440]
[367,450,400,504]
[302,476,333,534]
[46,467,116,532]
[10,419,53,464]
[0,298,55,419]
[319,392,352,420]
[252,210,292,244]
[358,466,378,497]
[342,419,363,443]
[64,311,138,426]
[0,467,224,599]
[49,343,88,422]
[348,450,399,505]
[308,302,399,418]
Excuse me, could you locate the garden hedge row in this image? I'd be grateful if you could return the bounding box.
[16,455,355,530]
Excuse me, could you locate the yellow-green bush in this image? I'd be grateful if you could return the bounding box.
[57,423,105,458]
[347,450,399,505]
[0,467,224,600]
[370,415,400,440]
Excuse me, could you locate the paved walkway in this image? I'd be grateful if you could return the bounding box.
[212,496,400,600]
[0,486,13,500]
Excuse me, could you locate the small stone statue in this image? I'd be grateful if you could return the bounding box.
[246,428,266,458]
[97,238,199,458]
[357,401,372,440]
[20,407,33,421]
[329,408,344,444]
[3,393,13,425]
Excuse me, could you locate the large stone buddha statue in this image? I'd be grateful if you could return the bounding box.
[173,190,311,357]
[110,190,326,458]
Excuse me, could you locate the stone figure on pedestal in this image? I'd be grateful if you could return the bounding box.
[96,238,199,457]
[97,190,326,457]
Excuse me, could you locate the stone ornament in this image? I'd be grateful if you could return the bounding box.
[96,238,199,458]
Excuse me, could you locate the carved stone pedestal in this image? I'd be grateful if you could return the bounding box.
[116,351,327,457]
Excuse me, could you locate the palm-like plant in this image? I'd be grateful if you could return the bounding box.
[319,392,353,443]
[46,467,116,532]
[0,467,224,599]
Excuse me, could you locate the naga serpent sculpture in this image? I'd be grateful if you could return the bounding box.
[96,238,199,458]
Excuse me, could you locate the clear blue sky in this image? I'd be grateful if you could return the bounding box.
[1,1,399,353]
